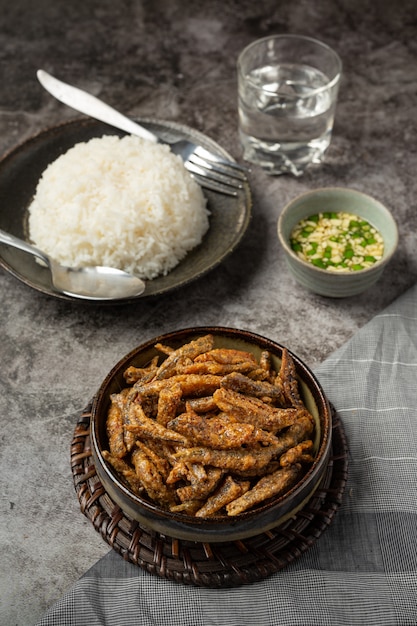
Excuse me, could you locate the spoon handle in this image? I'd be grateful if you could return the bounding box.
[37,70,158,144]
[0,228,50,266]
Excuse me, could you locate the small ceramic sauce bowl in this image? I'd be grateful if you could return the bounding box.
[277,187,398,297]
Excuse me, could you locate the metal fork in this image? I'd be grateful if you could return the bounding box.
[37,70,248,197]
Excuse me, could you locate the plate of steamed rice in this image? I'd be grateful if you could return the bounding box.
[0,118,251,302]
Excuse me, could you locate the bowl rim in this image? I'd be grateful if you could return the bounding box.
[237,34,342,93]
[90,326,332,539]
[277,186,399,276]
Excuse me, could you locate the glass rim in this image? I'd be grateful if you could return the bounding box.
[237,34,342,95]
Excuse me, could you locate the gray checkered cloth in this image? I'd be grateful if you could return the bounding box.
[36,283,417,626]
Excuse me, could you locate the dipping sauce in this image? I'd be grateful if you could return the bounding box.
[290,212,384,272]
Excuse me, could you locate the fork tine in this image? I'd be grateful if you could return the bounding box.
[187,153,248,182]
[184,161,243,190]
[193,146,249,175]
[184,162,239,197]
[193,176,238,197]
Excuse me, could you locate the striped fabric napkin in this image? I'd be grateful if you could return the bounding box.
[36,283,417,626]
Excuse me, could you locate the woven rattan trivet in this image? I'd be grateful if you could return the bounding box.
[71,404,348,588]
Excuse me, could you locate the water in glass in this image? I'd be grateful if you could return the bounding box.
[238,62,336,175]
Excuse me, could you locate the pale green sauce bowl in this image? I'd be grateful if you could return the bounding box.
[277,187,398,298]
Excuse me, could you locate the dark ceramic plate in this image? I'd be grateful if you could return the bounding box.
[91,327,332,543]
[0,118,251,302]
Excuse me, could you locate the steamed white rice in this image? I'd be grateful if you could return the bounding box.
[28,134,209,280]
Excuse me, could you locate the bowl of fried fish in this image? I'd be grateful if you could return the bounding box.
[91,327,332,542]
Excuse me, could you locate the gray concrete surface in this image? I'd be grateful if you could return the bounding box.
[1,1,416,624]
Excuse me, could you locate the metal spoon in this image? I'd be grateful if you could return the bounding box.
[0,229,146,300]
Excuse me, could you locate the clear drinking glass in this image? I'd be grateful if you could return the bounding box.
[237,34,342,176]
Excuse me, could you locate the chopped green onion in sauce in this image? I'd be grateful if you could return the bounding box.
[290,212,384,272]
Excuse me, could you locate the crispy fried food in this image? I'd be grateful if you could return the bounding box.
[126,402,189,445]
[135,438,176,466]
[174,361,258,376]
[168,373,223,398]
[176,466,223,503]
[156,382,183,426]
[284,412,314,442]
[131,447,177,507]
[106,394,127,458]
[104,337,318,517]
[116,388,141,452]
[231,461,280,478]
[134,374,222,399]
[172,412,313,473]
[153,334,214,380]
[187,396,218,413]
[194,348,258,365]
[170,500,204,515]
[195,476,250,517]
[280,440,314,467]
[213,387,302,432]
[154,343,175,355]
[173,444,282,472]
[279,348,304,408]
[220,371,285,403]
[226,464,302,516]
[186,461,208,484]
[135,440,171,479]
[259,350,274,381]
[123,356,159,384]
[168,405,279,449]
[166,461,188,485]
[102,450,144,495]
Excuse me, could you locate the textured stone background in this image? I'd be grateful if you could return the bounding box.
[1,1,416,624]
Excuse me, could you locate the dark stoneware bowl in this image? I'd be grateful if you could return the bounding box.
[0,118,251,302]
[91,327,332,542]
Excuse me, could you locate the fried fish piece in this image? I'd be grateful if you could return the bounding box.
[117,388,142,452]
[170,500,204,515]
[156,442,182,466]
[135,437,175,465]
[173,444,281,472]
[279,440,314,467]
[126,402,189,445]
[168,406,279,449]
[278,348,304,408]
[166,461,189,484]
[176,466,223,503]
[172,373,222,398]
[131,447,177,508]
[220,371,285,403]
[154,343,175,355]
[102,450,144,495]
[106,394,127,458]
[135,374,222,399]
[186,461,208,484]
[123,356,159,384]
[226,464,302,516]
[194,348,258,365]
[175,361,258,376]
[135,440,171,479]
[259,350,274,381]
[231,461,280,479]
[156,382,183,426]
[213,387,302,432]
[154,334,214,380]
[174,410,314,471]
[284,412,314,442]
[195,476,251,517]
[187,395,218,413]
